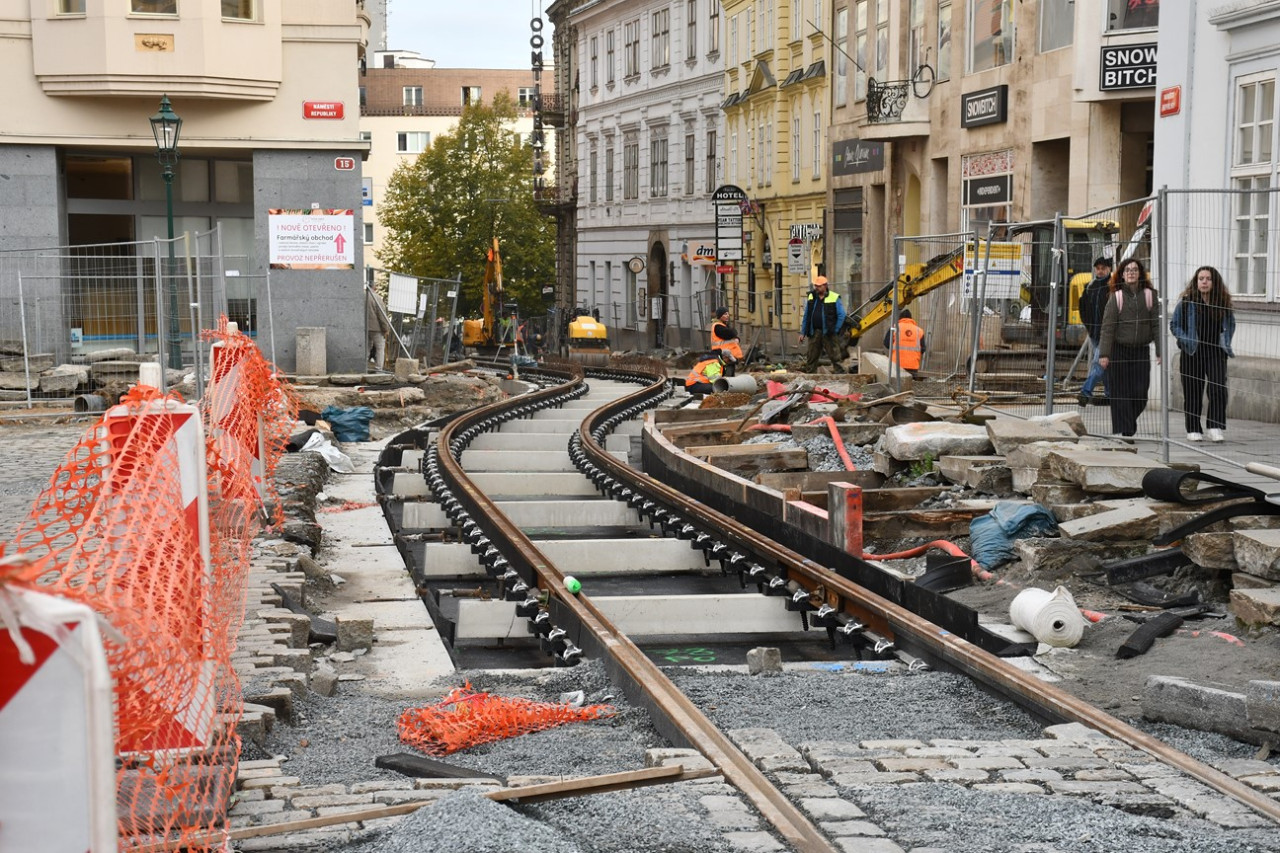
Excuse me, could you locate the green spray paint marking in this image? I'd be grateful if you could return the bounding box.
[649,647,718,664]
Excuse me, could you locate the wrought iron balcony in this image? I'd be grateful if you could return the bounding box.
[866,77,910,124]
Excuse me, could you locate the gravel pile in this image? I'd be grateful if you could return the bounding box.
[525,787,740,853]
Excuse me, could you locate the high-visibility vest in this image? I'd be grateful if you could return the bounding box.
[710,323,744,360]
[889,318,924,371]
[685,358,723,388]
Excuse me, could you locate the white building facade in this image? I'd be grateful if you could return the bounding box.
[568,0,725,350]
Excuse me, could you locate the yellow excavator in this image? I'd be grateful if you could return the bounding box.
[462,238,508,349]
[844,219,1123,348]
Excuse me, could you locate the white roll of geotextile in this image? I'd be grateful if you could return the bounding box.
[1009,585,1085,648]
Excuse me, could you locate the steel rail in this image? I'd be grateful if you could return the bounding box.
[433,365,840,853]
[587,394,1280,827]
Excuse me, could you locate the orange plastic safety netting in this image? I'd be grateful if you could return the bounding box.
[398,682,617,756]
[0,319,297,850]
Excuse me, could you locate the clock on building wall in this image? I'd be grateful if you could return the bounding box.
[628,256,646,274]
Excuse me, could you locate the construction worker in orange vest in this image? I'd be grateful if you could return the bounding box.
[709,306,745,361]
[685,351,735,396]
[884,308,926,375]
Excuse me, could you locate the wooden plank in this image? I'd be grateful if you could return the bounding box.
[659,418,755,438]
[756,470,884,491]
[654,408,749,424]
[861,486,949,512]
[130,766,719,851]
[685,444,809,477]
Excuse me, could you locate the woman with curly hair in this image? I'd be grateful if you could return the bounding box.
[1169,266,1235,442]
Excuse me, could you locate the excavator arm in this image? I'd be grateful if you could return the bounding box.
[844,248,966,344]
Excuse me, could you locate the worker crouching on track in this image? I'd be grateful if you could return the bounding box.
[710,306,745,362]
[685,351,736,396]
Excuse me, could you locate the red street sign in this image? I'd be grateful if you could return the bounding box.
[303,101,344,119]
[334,157,356,171]
[715,265,734,274]
[1159,86,1181,118]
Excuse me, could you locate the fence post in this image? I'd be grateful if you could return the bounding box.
[264,267,278,369]
[16,272,32,409]
[1044,213,1064,415]
[1157,187,1171,462]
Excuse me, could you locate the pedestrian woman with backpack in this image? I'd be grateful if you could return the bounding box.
[1098,258,1161,437]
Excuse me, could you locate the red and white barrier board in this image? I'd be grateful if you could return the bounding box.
[0,587,117,852]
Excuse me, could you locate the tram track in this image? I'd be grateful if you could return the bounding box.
[376,358,1280,849]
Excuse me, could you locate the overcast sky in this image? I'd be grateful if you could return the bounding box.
[386,1,554,69]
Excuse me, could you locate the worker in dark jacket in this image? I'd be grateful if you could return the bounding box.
[1077,256,1112,406]
[798,277,846,372]
[710,306,744,361]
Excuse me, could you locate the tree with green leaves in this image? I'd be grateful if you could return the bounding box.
[377,91,555,317]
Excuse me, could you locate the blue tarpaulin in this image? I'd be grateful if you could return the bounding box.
[969,501,1059,570]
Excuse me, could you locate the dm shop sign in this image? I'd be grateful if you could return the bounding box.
[960,85,1008,129]
[1100,43,1157,91]
[268,209,355,270]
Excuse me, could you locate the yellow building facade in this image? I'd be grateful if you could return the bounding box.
[721,0,830,335]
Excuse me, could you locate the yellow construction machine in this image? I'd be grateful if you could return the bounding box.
[843,219,1124,348]
[563,307,611,365]
[462,238,508,349]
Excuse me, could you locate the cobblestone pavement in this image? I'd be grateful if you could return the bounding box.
[0,420,92,526]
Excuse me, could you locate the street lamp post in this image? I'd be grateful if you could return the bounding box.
[149,95,183,370]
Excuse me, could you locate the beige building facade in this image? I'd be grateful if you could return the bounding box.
[829,0,1158,308]
[0,0,371,371]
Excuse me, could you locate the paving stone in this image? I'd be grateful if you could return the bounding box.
[820,819,886,837]
[923,768,989,783]
[1230,587,1280,626]
[311,665,339,697]
[1183,531,1238,570]
[950,756,1024,771]
[812,759,878,776]
[875,757,950,773]
[240,775,301,791]
[975,782,1047,795]
[724,830,786,852]
[278,784,347,799]
[350,779,413,794]
[834,838,907,853]
[228,798,287,817]
[1073,768,1134,781]
[1216,758,1280,779]
[1143,675,1272,745]
[289,793,374,809]
[238,828,355,851]
[830,771,920,786]
[784,781,840,798]
[335,616,374,652]
[860,739,927,751]
[707,810,761,830]
[999,767,1063,783]
[903,746,973,758]
[799,798,867,820]
[1142,775,1273,827]
[1046,448,1166,494]
[746,646,783,675]
[1238,774,1280,792]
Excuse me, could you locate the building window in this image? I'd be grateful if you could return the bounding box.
[812,108,822,177]
[1106,0,1158,31]
[875,0,888,82]
[651,135,669,197]
[814,0,823,31]
[706,128,717,191]
[835,6,848,107]
[362,177,373,206]
[709,1,720,53]
[589,144,599,203]
[58,0,86,12]
[605,144,616,202]
[360,130,372,143]
[728,13,738,65]
[793,0,803,40]
[461,86,481,106]
[687,0,698,60]
[397,132,429,154]
[359,87,367,107]
[623,138,640,199]
[1233,75,1275,296]
[222,0,253,19]
[518,87,534,107]
[403,86,422,106]
[1236,77,1275,168]
[1039,0,1073,52]
[969,0,1013,73]
[590,36,599,88]
[765,121,773,186]
[729,129,738,183]
[652,8,671,69]
[764,0,774,48]
[132,0,176,13]
[854,1,867,102]
[364,222,374,245]
[606,30,616,84]
[937,1,952,81]
[908,0,926,74]
[624,20,640,77]
[792,112,801,181]
[685,133,696,194]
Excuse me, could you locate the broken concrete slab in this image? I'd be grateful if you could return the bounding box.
[1230,572,1274,591]
[1031,482,1088,508]
[1245,681,1280,734]
[936,455,1004,485]
[791,421,887,446]
[1033,411,1088,437]
[85,347,139,363]
[965,464,1012,493]
[1012,538,1148,575]
[1229,587,1280,626]
[871,450,907,477]
[0,353,54,373]
[1143,675,1275,746]
[1182,532,1238,571]
[859,352,912,390]
[985,417,1080,456]
[0,371,34,391]
[1057,504,1159,542]
[882,422,991,461]
[1046,448,1167,495]
[1232,529,1280,581]
[39,364,88,394]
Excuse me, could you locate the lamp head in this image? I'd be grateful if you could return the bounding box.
[150,95,183,165]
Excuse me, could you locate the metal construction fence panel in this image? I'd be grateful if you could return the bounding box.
[0,225,255,407]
